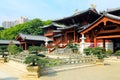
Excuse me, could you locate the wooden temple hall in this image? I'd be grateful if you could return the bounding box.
[16,33,52,50]
[42,7,120,53]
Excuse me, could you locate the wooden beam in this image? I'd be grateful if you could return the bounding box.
[96,35,120,39]
[80,16,120,34]
[97,29,120,35]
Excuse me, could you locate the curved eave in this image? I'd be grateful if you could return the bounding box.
[53,8,99,22]
[79,13,120,34]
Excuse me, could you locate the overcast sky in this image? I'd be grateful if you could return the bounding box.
[0,0,120,25]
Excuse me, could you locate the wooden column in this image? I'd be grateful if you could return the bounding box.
[74,30,75,42]
[61,36,62,43]
[94,37,97,47]
[25,42,27,50]
[103,39,105,50]
[64,32,67,43]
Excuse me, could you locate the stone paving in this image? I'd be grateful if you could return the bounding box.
[0,57,120,80]
[40,60,120,80]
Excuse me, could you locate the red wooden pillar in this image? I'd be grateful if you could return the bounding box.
[103,39,105,50]
[25,42,27,50]
[64,32,67,43]
[74,30,75,42]
[94,37,97,47]
[61,36,62,43]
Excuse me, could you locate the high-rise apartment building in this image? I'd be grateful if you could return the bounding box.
[2,16,29,28]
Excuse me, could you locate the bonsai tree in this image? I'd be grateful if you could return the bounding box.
[92,47,106,59]
[28,46,46,56]
[24,54,47,66]
[25,46,47,66]
[105,49,113,56]
[84,47,93,55]
[84,47,106,59]
[28,46,40,54]
[39,44,47,52]
[67,43,78,53]
[7,43,23,55]
[115,50,120,59]
[24,53,48,78]
[0,46,8,58]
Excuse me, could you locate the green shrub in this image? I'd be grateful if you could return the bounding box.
[84,47,106,59]
[0,46,8,57]
[92,47,106,59]
[24,55,48,66]
[8,43,23,55]
[84,47,93,55]
[67,43,78,53]
[105,49,113,56]
[115,50,120,56]
[28,46,40,54]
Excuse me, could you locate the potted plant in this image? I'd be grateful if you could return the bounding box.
[105,49,113,57]
[92,47,106,65]
[84,47,93,55]
[84,47,106,64]
[115,50,120,59]
[24,46,48,78]
[67,43,78,53]
[7,43,23,55]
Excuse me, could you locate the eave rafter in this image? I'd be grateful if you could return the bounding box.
[80,16,120,34]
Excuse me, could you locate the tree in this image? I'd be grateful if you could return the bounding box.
[28,46,40,54]
[0,19,51,40]
[0,46,8,57]
[8,43,23,55]
[67,43,78,53]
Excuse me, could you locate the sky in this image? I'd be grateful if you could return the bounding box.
[0,0,120,26]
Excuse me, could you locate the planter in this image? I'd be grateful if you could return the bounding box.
[26,65,40,78]
[0,57,7,63]
[96,59,104,65]
[117,56,120,59]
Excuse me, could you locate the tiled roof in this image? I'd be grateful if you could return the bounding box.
[78,13,120,33]
[105,7,120,13]
[53,8,98,22]
[19,33,52,41]
[57,24,78,30]
[41,23,67,29]
[53,30,62,33]
[104,13,120,20]
[0,40,20,44]
[54,34,62,37]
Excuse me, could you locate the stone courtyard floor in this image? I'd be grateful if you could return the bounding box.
[0,57,120,80]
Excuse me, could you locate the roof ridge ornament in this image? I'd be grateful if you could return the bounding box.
[91,4,96,9]
[74,9,79,14]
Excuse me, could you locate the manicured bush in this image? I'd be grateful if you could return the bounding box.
[28,46,40,54]
[84,47,93,55]
[84,47,106,59]
[24,55,48,66]
[0,46,8,57]
[8,44,23,55]
[67,43,78,53]
[115,50,120,56]
[105,49,113,56]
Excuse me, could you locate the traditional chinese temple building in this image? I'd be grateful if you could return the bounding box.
[16,33,51,50]
[43,7,120,53]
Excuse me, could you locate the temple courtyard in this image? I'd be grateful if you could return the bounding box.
[0,57,120,80]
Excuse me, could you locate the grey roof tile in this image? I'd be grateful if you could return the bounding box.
[0,40,20,44]
[19,33,52,42]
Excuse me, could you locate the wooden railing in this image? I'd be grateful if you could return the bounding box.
[41,55,96,74]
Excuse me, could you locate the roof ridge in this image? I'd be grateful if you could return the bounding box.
[19,33,44,37]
